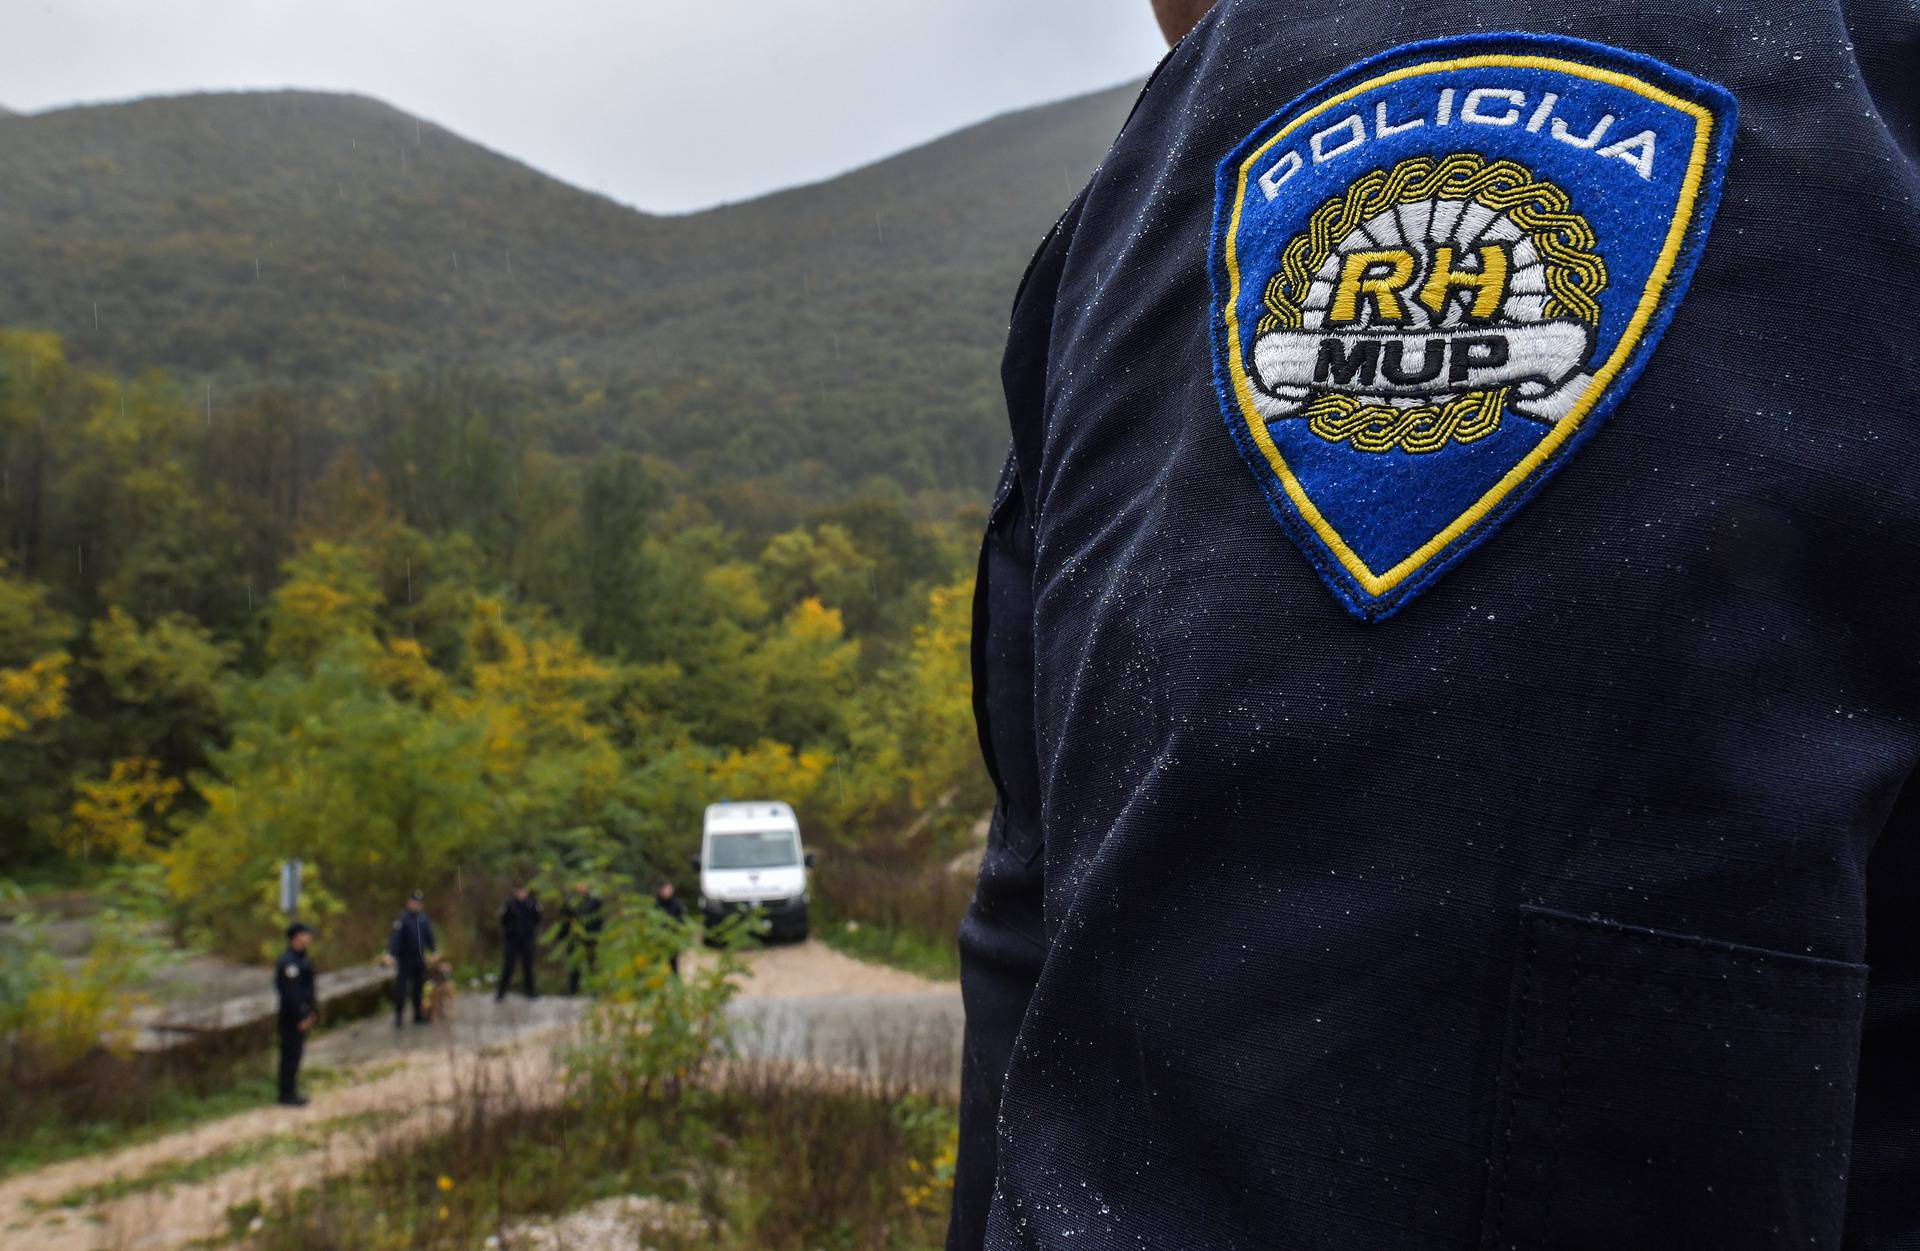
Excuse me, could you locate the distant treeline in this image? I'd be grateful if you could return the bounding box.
[0,328,989,958]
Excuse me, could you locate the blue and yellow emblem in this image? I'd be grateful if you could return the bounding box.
[1209,33,1735,620]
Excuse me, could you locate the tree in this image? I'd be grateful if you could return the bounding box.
[0,567,74,866]
[167,645,499,953]
[760,523,875,620]
[86,608,234,779]
[60,757,181,862]
[167,537,628,955]
[890,577,985,812]
[581,452,659,657]
[264,541,382,668]
[750,598,860,748]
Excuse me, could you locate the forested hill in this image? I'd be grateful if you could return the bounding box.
[0,82,1138,494]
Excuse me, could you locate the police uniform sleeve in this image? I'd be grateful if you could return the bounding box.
[949,464,1047,1251]
[1849,772,1920,1246]
[947,188,1090,1251]
[1804,18,1918,1246]
[943,2,1920,1246]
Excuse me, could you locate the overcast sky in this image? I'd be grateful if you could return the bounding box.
[0,0,1167,214]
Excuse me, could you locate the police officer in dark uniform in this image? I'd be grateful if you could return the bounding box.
[383,889,436,1028]
[273,922,316,1107]
[496,884,541,1001]
[562,882,604,996]
[951,2,1920,1249]
[654,880,685,977]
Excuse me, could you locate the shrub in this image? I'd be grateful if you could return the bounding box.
[0,872,161,1091]
[561,882,752,1123]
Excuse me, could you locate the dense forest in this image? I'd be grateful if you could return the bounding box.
[0,80,1135,959]
[0,328,984,957]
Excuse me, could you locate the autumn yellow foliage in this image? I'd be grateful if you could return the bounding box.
[0,652,68,742]
[61,757,182,860]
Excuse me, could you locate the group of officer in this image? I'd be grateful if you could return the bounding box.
[494,881,610,1000]
[271,880,649,1107]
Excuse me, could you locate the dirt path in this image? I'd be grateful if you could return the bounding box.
[0,942,951,1251]
[689,937,946,1000]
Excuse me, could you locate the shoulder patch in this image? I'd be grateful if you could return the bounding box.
[1208,32,1735,620]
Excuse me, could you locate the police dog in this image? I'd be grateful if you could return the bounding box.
[423,957,458,1024]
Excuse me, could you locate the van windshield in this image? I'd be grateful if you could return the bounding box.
[708,829,800,870]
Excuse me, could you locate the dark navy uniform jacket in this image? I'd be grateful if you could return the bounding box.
[274,945,316,1028]
[951,4,1920,1249]
[387,910,436,967]
[501,895,542,946]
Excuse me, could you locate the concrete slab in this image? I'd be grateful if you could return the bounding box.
[307,992,585,1067]
[131,966,394,1052]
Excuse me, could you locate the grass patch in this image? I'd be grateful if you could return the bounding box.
[252,1067,957,1251]
[37,1110,389,1210]
[0,1052,364,1181]
[820,918,960,982]
[814,852,967,982]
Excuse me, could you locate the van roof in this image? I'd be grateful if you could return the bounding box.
[704,800,796,828]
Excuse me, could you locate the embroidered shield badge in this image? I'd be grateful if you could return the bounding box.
[1209,33,1736,620]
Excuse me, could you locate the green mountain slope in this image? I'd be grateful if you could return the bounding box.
[0,83,1137,493]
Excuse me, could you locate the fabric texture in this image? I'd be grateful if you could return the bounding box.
[950,2,1920,1248]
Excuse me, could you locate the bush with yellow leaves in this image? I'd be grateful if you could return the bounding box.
[0,874,161,1086]
[894,1093,960,1213]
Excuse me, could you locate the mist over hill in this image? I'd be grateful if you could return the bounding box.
[0,83,1137,495]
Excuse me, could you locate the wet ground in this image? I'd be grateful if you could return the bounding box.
[732,992,964,1086]
[308,989,583,1066]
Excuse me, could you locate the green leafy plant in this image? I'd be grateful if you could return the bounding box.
[561,876,754,1122]
[0,871,163,1084]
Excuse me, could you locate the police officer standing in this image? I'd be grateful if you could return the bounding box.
[496,883,540,1002]
[653,880,685,977]
[274,922,316,1107]
[562,882,604,996]
[382,889,436,1028]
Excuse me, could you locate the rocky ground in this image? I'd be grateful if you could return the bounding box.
[485,1194,704,1251]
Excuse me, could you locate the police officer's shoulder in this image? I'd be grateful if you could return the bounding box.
[1197,30,1736,620]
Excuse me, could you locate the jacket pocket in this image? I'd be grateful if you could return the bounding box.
[1483,906,1868,1251]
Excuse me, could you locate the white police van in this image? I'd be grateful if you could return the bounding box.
[695,801,811,942]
